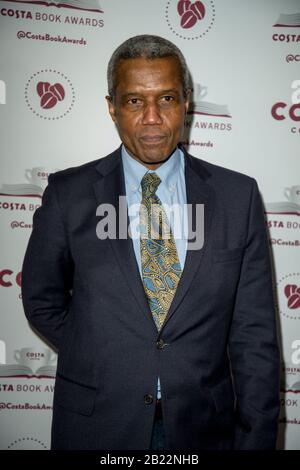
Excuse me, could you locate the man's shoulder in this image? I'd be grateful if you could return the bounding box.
[48,147,121,186]
[187,151,255,188]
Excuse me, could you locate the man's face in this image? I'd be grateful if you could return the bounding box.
[106,56,190,169]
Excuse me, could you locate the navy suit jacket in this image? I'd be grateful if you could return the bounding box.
[21,145,280,450]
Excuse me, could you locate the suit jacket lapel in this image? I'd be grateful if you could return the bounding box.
[93,147,158,333]
[93,145,215,334]
[160,147,215,331]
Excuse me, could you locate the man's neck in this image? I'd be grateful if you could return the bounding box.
[124,146,178,170]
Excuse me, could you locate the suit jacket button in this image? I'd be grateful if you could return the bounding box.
[144,394,154,405]
[157,339,166,349]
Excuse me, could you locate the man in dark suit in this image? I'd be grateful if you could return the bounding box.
[21,35,280,450]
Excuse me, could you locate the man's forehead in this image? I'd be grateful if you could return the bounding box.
[115,58,182,89]
[116,56,181,76]
[119,88,182,98]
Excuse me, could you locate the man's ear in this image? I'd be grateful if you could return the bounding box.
[105,95,116,122]
[184,89,191,114]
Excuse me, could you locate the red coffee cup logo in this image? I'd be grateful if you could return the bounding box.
[166,0,215,40]
[181,10,198,29]
[37,81,65,109]
[25,70,75,120]
[277,273,300,320]
[191,1,205,19]
[177,0,191,16]
[178,0,206,29]
[285,284,300,309]
[36,81,50,97]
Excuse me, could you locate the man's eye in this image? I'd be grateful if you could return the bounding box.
[161,96,174,102]
[128,98,141,104]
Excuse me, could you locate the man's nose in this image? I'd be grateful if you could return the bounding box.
[142,103,163,125]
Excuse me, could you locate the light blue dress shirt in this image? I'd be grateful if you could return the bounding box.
[121,145,188,399]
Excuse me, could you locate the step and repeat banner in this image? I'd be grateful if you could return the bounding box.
[0,0,299,450]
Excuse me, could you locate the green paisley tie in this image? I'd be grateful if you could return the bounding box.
[140,172,182,332]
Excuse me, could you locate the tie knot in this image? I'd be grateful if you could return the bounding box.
[141,172,161,197]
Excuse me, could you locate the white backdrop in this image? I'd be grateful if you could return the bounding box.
[0,0,299,450]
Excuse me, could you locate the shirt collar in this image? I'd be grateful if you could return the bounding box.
[121,144,181,194]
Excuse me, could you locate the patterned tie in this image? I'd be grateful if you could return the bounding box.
[140,172,182,332]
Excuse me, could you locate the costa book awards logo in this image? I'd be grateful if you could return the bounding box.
[0,0,104,28]
[0,166,59,197]
[165,0,215,40]
[272,12,300,44]
[281,363,300,393]
[1,0,103,14]
[271,80,300,134]
[25,69,75,119]
[0,342,57,379]
[188,83,231,118]
[265,184,300,248]
[266,184,300,216]
[183,83,232,148]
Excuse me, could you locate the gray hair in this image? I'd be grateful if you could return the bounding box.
[107,34,191,100]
